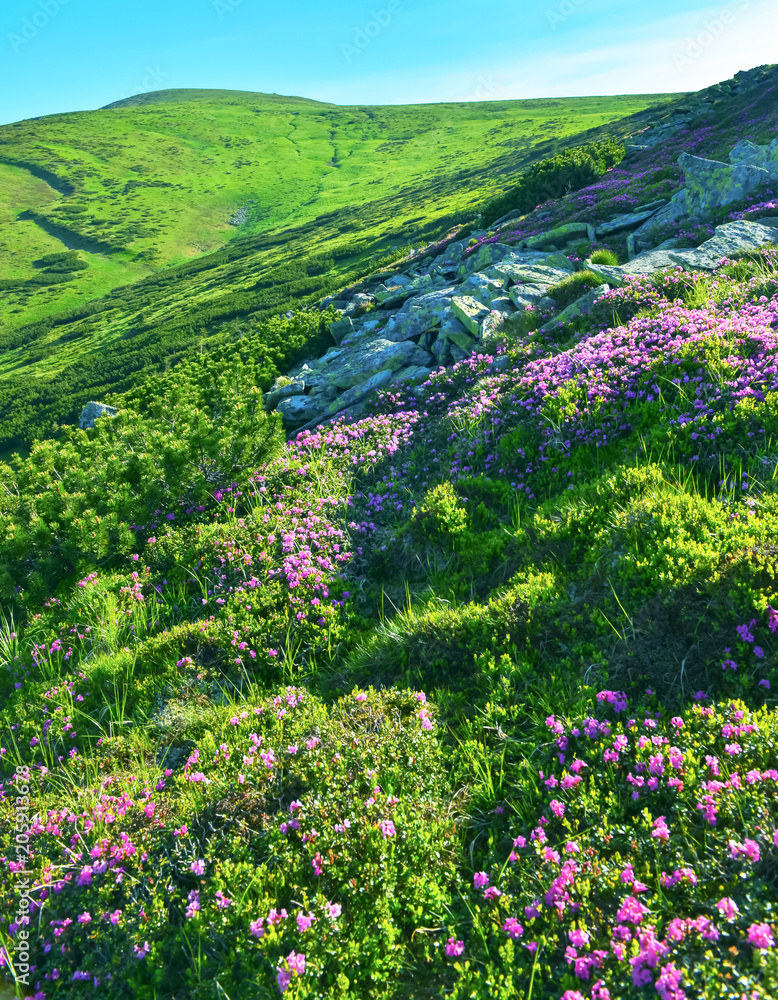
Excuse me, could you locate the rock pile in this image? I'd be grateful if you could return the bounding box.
[80,68,778,438]
[264,126,778,436]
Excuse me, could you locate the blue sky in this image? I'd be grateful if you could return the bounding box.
[1,0,775,124]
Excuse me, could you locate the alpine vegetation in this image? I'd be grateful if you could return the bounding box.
[1,64,778,1000]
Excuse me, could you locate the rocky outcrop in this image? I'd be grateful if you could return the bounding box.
[79,401,118,429]
[260,122,778,436]
[678,152,774,217]
[668,219,778,270]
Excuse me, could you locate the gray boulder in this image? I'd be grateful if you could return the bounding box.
[457,242,516,278]
[490,262,574,288]
[302,337,433,393]
[508,282,552,308]
[276,394,326,428]
[489,296,517,315]
[596,208,664,237]
[329,317,353,345]
[678,152,773,216]
[728,137,778,171]
[382,286,458,342]
[451,296,491,336]
[79,402,118,429]
[391,365,433,384]
[729,139,767,165]
[449,343,472,363]
[668,219,778,270]
[540,284,610,332]
[632,190,689,241]
[264,380,306,410]
[460,272,507,305]
[325,369,396,416]
[431,335,452,366]
[431,238,470,270]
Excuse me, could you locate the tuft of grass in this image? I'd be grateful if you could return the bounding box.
[589,248,620,265]
[546,269,606,310]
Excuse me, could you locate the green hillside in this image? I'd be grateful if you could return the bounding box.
[2,65,778,1000]
[0,89,676,335]
[0,89,684,450]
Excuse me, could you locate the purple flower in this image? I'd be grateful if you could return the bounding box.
[747,922,775,949]
[445,937,465,957]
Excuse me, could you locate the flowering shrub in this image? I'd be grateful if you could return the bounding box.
[2,86,778,1000]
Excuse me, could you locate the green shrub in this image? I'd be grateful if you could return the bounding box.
[481,138,625,225]
[546,269,606,310]
[0,354,285,598]
[589,248,620,265]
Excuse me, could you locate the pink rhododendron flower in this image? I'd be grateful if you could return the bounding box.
[616,896,648,925]
[445,938,464,957]
[716,897,740,920]
[747,923,775,949]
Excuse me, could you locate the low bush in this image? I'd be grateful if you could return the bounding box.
[589,248,619,265]
[546,270,606,310]
[481,138,625,226]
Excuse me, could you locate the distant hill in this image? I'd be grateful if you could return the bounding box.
[0,87,690,451]
[0,88,681,337]
[100,88,336,110]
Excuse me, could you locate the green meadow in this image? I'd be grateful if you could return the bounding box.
[2,66,778,1000]
[0,89,682,451]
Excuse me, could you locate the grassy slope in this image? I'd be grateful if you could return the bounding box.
[0,89,687,454]
[2,72,778,999]
[0,89,677,339]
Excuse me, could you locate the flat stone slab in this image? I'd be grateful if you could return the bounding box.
[596,209,662,237]
[667,219,778,270]
[452,295,491,336]
[382,286,458,342]
[488,263,575,287]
